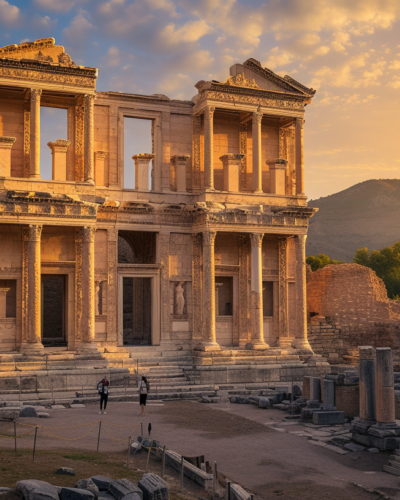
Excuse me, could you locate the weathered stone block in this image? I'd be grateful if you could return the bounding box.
[57,467,75,475]
[312,411,345,425]
[60,489,94,500]
[16,480,59,500]
[75,480,98,499]
[19,407,38,418]
[108,480,142,500]
[138,474,168,500]
[258,397,270,409]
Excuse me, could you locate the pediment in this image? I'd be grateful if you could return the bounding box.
[227,58,315,96]
[0,37,78,68]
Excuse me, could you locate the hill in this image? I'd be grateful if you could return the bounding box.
[307,179,400,262]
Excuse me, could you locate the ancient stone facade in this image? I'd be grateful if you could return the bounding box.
[307,264,400,367]
[0,39,317,366]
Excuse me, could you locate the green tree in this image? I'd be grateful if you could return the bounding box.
[354,243,400,299]
[306,253,342,272]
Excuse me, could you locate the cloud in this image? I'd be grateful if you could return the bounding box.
[104,46,120,67]
[34,0,87,13]
[159,20,214,46]
[0,0,20,26]
[63,9,93,45]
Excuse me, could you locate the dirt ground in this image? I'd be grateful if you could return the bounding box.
[1,400,400,500]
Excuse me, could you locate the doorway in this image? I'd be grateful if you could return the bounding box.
[123,277,152,345]
[41,275,66,345]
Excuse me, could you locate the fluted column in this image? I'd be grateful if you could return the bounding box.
[252,111,263,193]
[293,234,313,351]
[21,225,44,351]
[84,94,95,184]
[30,89,42,179]
[295,117,305,195]
[80,226,97,349]
[247,233,268,349]
[199,231,220,350]
[204,106,215,190]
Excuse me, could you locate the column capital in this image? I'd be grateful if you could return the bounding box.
[30,89,42,101]
[170,155,190,163]
[84,94,96,105]
[252,111,263,125]
[203,231,217,246]
[82,226,96,243]
[296,117,304,129]
[204,106,215,119]
[132,153,155,162]
[95,150,108,161]
[250,233,264,248]
[47,139,71,154]
[28,224,42,241]
[0,136,16,148]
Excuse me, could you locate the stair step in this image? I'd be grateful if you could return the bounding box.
[384,465,400,475]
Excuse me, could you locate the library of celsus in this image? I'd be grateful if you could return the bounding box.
[0,38,325,390]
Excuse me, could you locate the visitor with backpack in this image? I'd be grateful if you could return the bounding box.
[97,377,109,414]
[138,376,150,415]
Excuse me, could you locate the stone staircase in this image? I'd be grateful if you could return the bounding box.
[383,448,400,475]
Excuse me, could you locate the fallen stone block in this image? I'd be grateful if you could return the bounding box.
[38,413,49,418]
[258,398,270,409]
[165,450,213,490]
[16,480,59,500]
[227,483,252,500]
[0,488,23,500]
[97,494,114,500]
[344,443,365,452]
[51,405,67,410]
[312,411,345,425]
[91,478,113,492]
[108,480,142,500]
[75,480,98,500]
[70,404,86,408]
[138,473,168,500]
[0,409,20,420]
[367,448,379,453]
[60,488,94,500]
[19,407,38,418]
[57,467,75,476]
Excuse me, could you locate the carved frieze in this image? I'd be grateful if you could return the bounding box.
[223,73,260,89]
[239,123,247,191]
[203,90,305,110]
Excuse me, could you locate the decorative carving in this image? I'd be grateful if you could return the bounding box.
[175,281,185,315]
[34,51,53,63]
[23,105,30,178]
[239,123,247,191]
[81,226,96,343]
[203,230,217,246]
[30,89,42,101]
[250,233,263,248]
[28,224,42,344]
[75,104,84,182]
[159,232,170,341]
[84,95,95,183]
[21,227,29,343]
[95,281,101,316]
[204,106,215,190]
[82,226,96,243]
[223,72,260,89]
[106,228,118,341]
[58,52,78,68]
[192,233,202,339]
[192,115,201,190]
[252,111,263,125]
[204,91,305,110]
[28,224,42,241]
[278,237,288,340]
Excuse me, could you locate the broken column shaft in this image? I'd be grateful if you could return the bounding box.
[359,346,376,423]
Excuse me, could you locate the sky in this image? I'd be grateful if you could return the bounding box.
[1,0,400,199]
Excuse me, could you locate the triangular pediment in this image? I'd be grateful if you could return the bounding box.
[0,37,78,68]
[227,58,315,96]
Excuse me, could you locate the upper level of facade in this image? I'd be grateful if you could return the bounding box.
[0,38,316,231]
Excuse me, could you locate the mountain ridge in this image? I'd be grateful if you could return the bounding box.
[307,179,400,262]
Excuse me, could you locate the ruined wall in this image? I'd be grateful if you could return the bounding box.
[307,264,400,367]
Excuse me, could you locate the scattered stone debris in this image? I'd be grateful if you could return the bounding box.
[138,474,169,500]
[75,480,98,500]
[56,468,75,476]
[19,407,38,418]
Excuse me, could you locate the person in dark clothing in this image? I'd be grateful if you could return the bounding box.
[97,377,109,414]
[138,376,149,416]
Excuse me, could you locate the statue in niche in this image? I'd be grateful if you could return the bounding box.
[95,281,101,316]
[175,282,185,315]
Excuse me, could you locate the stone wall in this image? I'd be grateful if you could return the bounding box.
[307,264,400,368]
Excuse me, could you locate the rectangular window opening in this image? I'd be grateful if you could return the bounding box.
[123,277,152,345]
[124,117,153,189]
[216,276,233,316]
[263,281,274,317]
[40,106,68,180]
[0,280,17,318]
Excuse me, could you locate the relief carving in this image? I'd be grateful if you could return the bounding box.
[192,115,201,190]
[239,123,247,191]
[75,105,84,181]
[223,73,260,89]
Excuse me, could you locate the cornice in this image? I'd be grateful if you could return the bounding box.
[0,57,97,78]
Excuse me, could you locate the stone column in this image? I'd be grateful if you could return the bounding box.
[30,89,42,179]
[0,137,16,177]
[268,159,288,195]
[375,348,395,424]
[204,106,215,190]
[84,94,95,184]
[170,155,189,192]
[198,231,220,350]
[79,226,97,350]
[220,154,244,193]
[0,288,9,318]
[293,234,313,351]
[215,282,224,316]
[132,153,154,191]
[277,237,290,347]
[357,346,376,429]
[94,151,107,186]
[47,139,71,181]
[295,117,305,195]
[247,233,268,349]
[21,225,44,351]
[252,111,263,193]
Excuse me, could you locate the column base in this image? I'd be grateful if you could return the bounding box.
[276,338,293,348]
[29,174,41,180]
[194,341,220,352]
[252,189,263,194]
[84,178,95,185]
[292,339,314,352]
[75,341,99,351]
[245,341,269,350]
[19,341,44,352]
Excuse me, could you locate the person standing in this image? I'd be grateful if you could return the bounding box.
[138,376,149,416]
[97,377,109,414]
